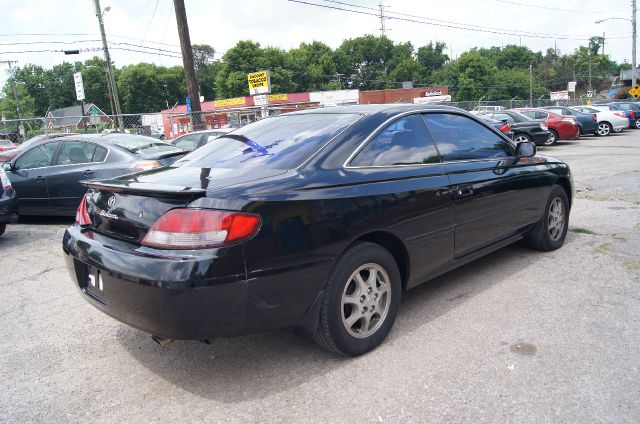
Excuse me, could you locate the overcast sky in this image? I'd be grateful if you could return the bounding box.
[0,0,634,90]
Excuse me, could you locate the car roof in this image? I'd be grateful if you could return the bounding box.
[285,103,464,118]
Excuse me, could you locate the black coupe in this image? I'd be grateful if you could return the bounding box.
[63,105,573,356]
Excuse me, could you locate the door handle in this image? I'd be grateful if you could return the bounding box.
[435,188,452,197]
[456,186,474,198]
[83,170,95,176]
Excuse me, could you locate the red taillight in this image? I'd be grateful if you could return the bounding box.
[130,160,161,172]
[500,123,510,132]
[592,114,597,122]
[614,112,626,118]
[630,111,635,119]
[75,194,91,226]
[141,209,261,249]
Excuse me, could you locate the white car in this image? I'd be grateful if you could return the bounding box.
[570,106,629,136]
[472,105,505,112]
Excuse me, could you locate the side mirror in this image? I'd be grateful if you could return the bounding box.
[1,162,12,172]
[516,141,536,158]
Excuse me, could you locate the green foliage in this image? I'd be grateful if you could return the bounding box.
[1,35,628,115]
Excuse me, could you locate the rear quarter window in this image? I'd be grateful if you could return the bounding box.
[175,113,361,170]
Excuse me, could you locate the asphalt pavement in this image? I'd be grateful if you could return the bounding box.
[1,131,639,423]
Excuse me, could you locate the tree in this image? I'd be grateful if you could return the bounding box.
[416,41,448,83]
[192,44,216,71]
[335,35,394,90]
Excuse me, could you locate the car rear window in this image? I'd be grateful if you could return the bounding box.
[174,113,361,170]
[107,135,183,155]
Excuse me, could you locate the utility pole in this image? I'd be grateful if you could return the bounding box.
[633,0,637,86]
[94,0,123,130]
[588,50,592,91]
[529,63,533,107]
[173,0,203,129]
[602,31,606,55]
[378,2,387,37]
[1,60,25,142]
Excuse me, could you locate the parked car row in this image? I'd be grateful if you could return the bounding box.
[474,102,636,146]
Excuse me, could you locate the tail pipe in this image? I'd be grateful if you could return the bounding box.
[151,335,174,346]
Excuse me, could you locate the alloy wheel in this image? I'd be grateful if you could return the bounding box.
[514,135,530,143]
[544,132,556,146]
[597,123,611,136]
[635,120,640,129]
[547,197,564,242]
[341,263,391,339]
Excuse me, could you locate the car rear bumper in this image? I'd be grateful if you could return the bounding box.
[0,191,18,223]
[62,224,251,340]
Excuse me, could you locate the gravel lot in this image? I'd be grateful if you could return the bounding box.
[1,131,639,423]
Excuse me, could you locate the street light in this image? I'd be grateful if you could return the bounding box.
[596,7,636,86]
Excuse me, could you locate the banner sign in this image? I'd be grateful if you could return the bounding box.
[213,97,247,108]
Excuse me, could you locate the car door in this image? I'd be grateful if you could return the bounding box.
[422,112,544,259]
[47,140,111,214]
[8,141,61,214]
[346,114,455,286]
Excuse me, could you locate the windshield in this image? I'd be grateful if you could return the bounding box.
[107,135,183,155]
[174,113,361,170]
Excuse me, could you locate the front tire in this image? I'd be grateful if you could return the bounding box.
[524,185,569,251]
[314,242,401,356]
[596,122,612,136]
[544,130,559,146]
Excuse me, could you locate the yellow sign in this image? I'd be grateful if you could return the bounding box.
[268,93,288,102]
[629,84,640,98]
[248,70,271,95]
[213,97,246,108]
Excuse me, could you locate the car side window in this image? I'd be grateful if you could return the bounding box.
[93,145,108,162]
[15,141,61,170]
[519,111,535,119]
[535,111,549,119]
[422,113,513,162]
[547,108,562,115]
[494,113,515,124]
[55,141,99,165]
[351,114,441,166]
[173,133,201,151]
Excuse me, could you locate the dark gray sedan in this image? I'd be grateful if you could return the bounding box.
[2,133,185,216]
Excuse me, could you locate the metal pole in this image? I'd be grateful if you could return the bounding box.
[633,0,637,87]
[588,50,592,92]
[5,61,25,142]
[529,63,533,107]
[94,0,123,130]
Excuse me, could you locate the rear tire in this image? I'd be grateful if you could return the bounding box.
[524,185,569,251]
[513,133,532,144]
[544,130,559,146]
[314,242,401,356]
[0,223,5,237]
[596,122,612,136]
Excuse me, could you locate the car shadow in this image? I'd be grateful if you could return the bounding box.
[117,234,577,402]
[17,215,74,225]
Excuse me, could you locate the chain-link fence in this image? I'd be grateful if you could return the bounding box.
[1,97,607,145]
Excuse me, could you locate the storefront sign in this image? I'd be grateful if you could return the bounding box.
[248,70,271,95]
[268,93,288,102]
[254,94,269,106]
[550,90,569,101]
[213,97,247,108]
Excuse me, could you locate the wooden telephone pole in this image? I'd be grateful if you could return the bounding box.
[173,0,203,128]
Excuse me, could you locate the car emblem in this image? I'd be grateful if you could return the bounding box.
[107,195,117,208]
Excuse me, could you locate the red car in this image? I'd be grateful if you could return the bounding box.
[0,133,77,163]
[0,139,16,152]
[512,108,580,146]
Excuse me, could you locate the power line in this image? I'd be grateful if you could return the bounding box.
[306,0,631,40]
[493,0,625,14]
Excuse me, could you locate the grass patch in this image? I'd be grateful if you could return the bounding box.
[570,227,597,235]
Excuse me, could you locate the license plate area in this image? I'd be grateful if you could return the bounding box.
[82,265,107,305]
